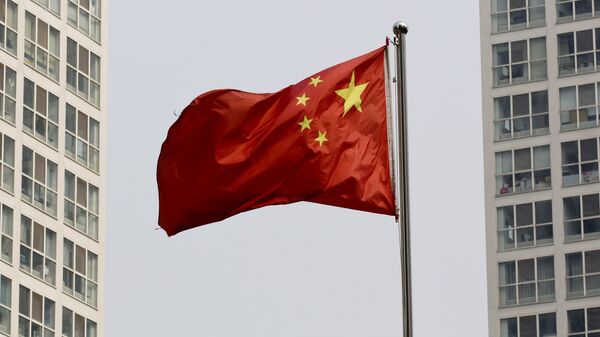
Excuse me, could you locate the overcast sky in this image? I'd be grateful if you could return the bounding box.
[108,1,485,336]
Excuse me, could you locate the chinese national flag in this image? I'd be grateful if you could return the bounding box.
[157,46,395,236]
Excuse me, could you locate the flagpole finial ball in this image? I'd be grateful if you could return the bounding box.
[393,22,408,35]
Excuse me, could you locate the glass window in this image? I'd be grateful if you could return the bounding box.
[556,0,600,21]
[18,285,54,337]
[24,11,59,81]
[496,145,551,195]
[20,146,58,217]
[63,239,98,307]
[498,200,553,251]
[559,82,600,130]
[65,104,100,172]
[494,90,549,140]
[566,250,600,298]
[62,307,97,337]
[492,0,545,33]
[561,138,600,186]
[0,0,17,56]
[558,29,600,76]
[0,275,10,335]
[22,78,59,149]
[64,170,99,239]
[19,215,56,285]
[499,256,555,307]
[0,62,16,124]
[68,0,101,42]
[493,37,547,86]
[32,0,60,16]
[66,38,101,106]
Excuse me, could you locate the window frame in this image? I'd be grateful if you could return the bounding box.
[66,38,101,107]
[67,0,101,43]
[0,0,17,57]
[0,62,16,125]
[24,11,60,82]
[65,103,100,173]
[64,170,99,240]
[567,306,600,337]
[492,0,546,33]
[62,238,98,308]
[500,312,557,337]
[499,256,556,307]
[22,78,59,150]
[18,215,56,286]
[0,132,14,194]
[557,0,600,22]
[493,37,548,86]
[0,274,11,335]
[557,28,600,76]
[17,285,55,337]
[564,193,600,242]
[566,250,600,298]
[495,145,552,195]
[561,137,600,186]
[20,146,58,217]
[0,204,12,265]
[497,200,553,251]
[494,90,550,140]
[559,82,600,130]
[31,0,60,17]
[62,307,98,337]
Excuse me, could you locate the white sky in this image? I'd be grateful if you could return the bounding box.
[108,1,486,336]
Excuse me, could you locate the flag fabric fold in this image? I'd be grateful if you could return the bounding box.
[157,46,395,236]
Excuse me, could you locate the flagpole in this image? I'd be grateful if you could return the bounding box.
[393,22,413,337]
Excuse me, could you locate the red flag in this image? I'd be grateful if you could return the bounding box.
[157,47,395,236]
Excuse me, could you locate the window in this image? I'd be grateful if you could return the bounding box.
[567,250,600,298]
[558,29,600,76]
[496,145,551,195]
[564,194,600,242]
[497,200,553,250]
[561,138,599,185]
[494,90,549,140]
[19,215,56,285]
[31,0,60,17]
[67,38,100,107]
[499,256,555,306]
[62,307,97,337]
[0,132,14,193]
[493,37,547,86]
[0,204,12,264]
[0,0,17,56]
[568,307,600,337]
[64,171,99,240]
[63,239,98,307]
[0,275,10,335]
[557,0,600,22]
[0,62,16,124]
[66,104,100,172]
[21,146,58,217]
[18,286,55,337]
[23,78,59,149]
[500,313,556,337]
[492,0,545,33]
[68,0,101,43]
[559,82,600,130]
[24,12,59,82]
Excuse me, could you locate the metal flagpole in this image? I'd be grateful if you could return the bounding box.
[393,22,413,337]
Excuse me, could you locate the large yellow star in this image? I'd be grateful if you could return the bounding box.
[335,71,369,117]
[315,131,328,147]
[298,115,312,132]
[296,93,310,106]
[309,76,324,88]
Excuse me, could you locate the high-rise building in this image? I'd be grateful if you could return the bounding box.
[0,0,106,336]
[480,1,600,336]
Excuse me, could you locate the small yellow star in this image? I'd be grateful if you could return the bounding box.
[315,131,328,147]
[309,76,324,88]
[296,93,310,106]
[335,71,369,117]
[298,116,312,132]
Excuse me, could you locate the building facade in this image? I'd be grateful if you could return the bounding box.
[481,1,600,336]
[0,0,106,336]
